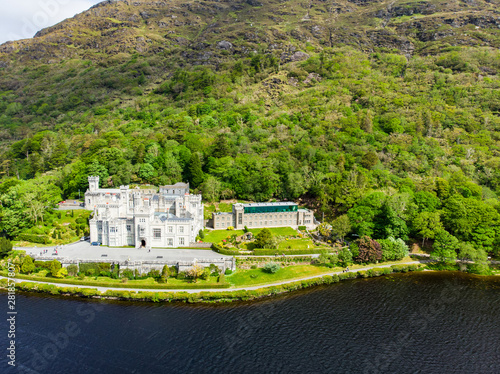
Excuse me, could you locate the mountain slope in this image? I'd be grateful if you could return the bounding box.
[1,0,500,66]
[0,0,500,231]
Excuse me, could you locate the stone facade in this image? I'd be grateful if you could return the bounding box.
[212,202,316,230]
[85,177,203,248]
[33,257,236,274]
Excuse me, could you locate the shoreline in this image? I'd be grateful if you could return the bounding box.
[0,263,429,303]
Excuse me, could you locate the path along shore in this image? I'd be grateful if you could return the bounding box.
[0,260,426,294]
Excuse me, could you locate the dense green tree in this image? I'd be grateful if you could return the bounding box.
[188,153,204,188]
[0,238,13,258]
[331,215,352,240]
[255,228,273,249]
[139,163,156,182]
[202,176,222,202]
[457,242,490,274]
[338,247,353,266]
[431,230,458,265]
[21,256,36,274]
[49,259,62,277]
[413,211,443,246]
[379,237,409,262]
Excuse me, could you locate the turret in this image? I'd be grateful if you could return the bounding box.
[88,176,100,192]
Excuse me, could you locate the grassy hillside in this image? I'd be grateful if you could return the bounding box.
[0,0,500,262]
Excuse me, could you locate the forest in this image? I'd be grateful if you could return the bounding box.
[1,0,500,266]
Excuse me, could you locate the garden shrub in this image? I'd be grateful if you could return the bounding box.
[17,234,51,244]
[122,269,134,280]
[79,262,111,276]
[263,262,280,273]
[67,264,78,277]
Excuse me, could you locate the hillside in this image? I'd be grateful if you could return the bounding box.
[1,0,500,261]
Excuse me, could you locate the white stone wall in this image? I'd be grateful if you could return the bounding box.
[86,177,203,248]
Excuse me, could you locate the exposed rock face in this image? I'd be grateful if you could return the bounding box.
[217,40,233,50]
[0,0,499,65]
[290,51,310,62]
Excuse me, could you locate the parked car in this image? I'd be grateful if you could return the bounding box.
[91,242,101,246]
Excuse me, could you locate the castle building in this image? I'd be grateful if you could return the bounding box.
[211,202,316,230]
[85,177,203,248]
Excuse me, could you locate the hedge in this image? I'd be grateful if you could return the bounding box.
[1,264,425,303]
[79,262,112,276]
[211,244,241,256]
[253,248,329,256]
[0,272,230,289]
[212,243,331,256]
[17,234,51,244]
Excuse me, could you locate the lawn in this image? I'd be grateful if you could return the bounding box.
[203,229,245,243]
[227,264,339,287]
[14,209,91,247]
[203,227,299,244]
[278,238,317,250]
[5,270,226,289]
[249,227,298,236]
[204,202,233,220]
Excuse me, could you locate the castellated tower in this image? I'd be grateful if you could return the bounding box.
[88,176,100,192]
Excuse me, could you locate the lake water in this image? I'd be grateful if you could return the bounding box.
[1,272,500,374]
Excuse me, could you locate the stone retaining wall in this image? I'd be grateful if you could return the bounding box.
[33,256,236,274]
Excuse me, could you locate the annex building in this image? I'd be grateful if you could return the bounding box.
[85,176,203,248]
[211,202,316,231]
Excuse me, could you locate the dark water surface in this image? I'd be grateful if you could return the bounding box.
[1,272,500,374]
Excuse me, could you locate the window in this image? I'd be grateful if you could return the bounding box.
[216,223,220,228]
[168,226,173,233]
[238,213,242,225]
[126,225,131,232]
[180,226,184,233]
[139,218,146,223]
[110,227,117,233]
[279,220,282,225]
[167,238,173,246]
[179,237,185,245]
[153,229,161,239]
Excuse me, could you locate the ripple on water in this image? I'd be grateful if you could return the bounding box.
[1,271,500,374]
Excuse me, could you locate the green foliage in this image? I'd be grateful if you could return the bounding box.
[79,262,111,276]
[431,230,459,265]
[48,260,62,277]
[2,8,500,259]
[255,228,273,249]
[67,264,78,277]
[331,215,352,240]
[0,238,13,258]
[338,247,353,266]
[21,256,36,274]
[122,269,135,280]
[262,262,281,274]
[379,237,409,262]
